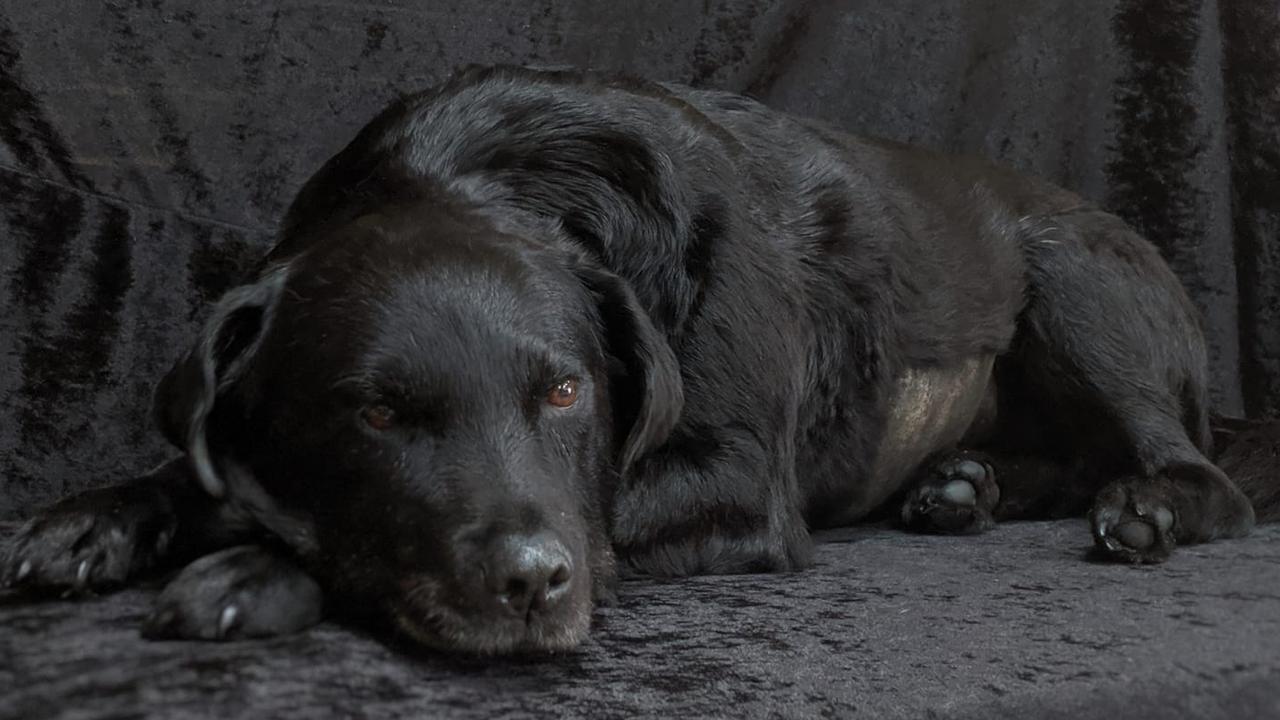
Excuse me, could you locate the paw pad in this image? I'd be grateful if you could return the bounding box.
[1090,480,1177,563]
[940,479,977,506]
[901,454,998,535]
[1110,520,1154,550]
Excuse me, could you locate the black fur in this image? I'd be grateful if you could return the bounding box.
[3,66,1274,655]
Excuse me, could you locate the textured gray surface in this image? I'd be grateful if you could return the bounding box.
[3,519,1279,719]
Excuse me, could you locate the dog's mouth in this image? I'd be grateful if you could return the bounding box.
[388,575,592,655]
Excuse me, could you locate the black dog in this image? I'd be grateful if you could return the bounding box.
[3,66,1269,654]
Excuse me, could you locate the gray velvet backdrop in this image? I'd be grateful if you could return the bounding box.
[1,0,1277,523]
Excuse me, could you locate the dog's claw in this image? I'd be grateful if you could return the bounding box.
[16,559,32,582]
[75,559,91,587]
[218,605,239,638]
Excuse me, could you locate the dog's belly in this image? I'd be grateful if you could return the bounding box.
[804,355,996,527]
[842,355,996,522]
[874,353,995,480]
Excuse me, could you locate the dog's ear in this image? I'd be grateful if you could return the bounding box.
[154,268,289,499]
[575,265,683,476]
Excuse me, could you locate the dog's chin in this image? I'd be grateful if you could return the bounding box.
[388,593,593,656]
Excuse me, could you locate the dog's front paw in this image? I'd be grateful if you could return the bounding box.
[901,452,1000,534]
[3,485,176,593]
[143,545,323,641]
[1089,480,1176,563]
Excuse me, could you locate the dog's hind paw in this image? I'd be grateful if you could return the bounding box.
[900,452,1000,535]
[1089,480,1176,563]
[143,545,323,641]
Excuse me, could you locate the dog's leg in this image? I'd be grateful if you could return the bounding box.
[2,457,246,592]
[1011,210,1255,562]
[611,423,813,576]
[900,423,1254,563]
[143,544,323,640]
[1088,444,1253,563]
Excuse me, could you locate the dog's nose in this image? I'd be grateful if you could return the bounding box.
[484,533,573,616]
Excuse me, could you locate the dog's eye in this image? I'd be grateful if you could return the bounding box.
[361,404,397,430]
[546,378,579,409]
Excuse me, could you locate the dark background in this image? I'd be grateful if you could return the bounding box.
[2,0,1277,520]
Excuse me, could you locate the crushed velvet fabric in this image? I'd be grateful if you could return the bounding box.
[2,520,1279,719]
[2,1,1279,517]
[2,1,1279,717]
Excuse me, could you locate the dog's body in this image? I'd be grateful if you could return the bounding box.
[2,66,1265,654]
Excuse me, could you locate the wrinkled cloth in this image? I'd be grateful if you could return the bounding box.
[1,0,1278,518]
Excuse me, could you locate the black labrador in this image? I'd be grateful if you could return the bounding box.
[3,66,1271,654]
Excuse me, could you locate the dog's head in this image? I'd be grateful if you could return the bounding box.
[154,200,681,654]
